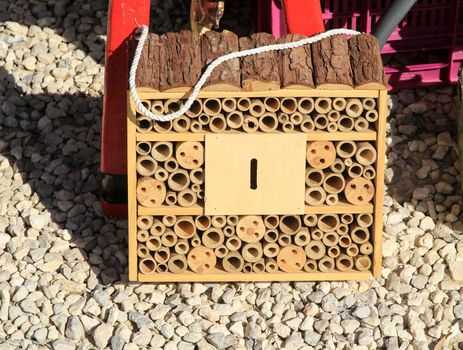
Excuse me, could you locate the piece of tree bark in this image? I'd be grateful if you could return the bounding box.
[158,30,202,92]
[131,33,160,91]
[279,34,314,89]
[240,33,280,91]
[312,35,353,89]
[200,31,241,91]
[349,34,387,89]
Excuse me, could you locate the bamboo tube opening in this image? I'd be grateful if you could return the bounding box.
[336,141,357,158]
[355,255,372,271]
[278,234,291,247]
[249,99,265,117]
[354,117,369,132]
[327,122,338,132]
[348,163,364,178]
[300,116,315,132]
[202,228,224,248]
[151,100,164,114]
[264,215,279,229]
[164,99,182,113]
[175,239,190,255]
[313,114,328,130]
[150,219,166,236]
[322,232,339,247]
[346,244,359,257]
[161,230,177,247]
[294,229,311,246]
[177,189,198,208]
[154,247,170,264]
[305,241,326,260]
[210,114,227,133]
[345,98,363,118]
[356,143,377,165]
[264,97,280,112]
[173,115,191,133]
[278,113,289,124]
[243,116,259,133]
[279,215,301,235]
[136,156,158,176]
[264,229,278,243]
[297,97,314,114]
[223,226,235,237]
[190,168,204,185]
[186,99,203,118]
[137,242,149,257]
[195,216,211,231]
[305,187,326,206]
[226,111,244,129]
[152,142,173,162]
[319,257,334,272]
[328,246,340,258]
[191,234,201,248]
[362,98,376,111]
[282,122,294,133]
[259,113,278,132]
[139,258,157,274]
[323,173,345,194]
[226,216,239,226]
[330,159,345,174]
[365,110,378,122]
[315,97,332,114]
[360,242,373,255]
[318,214,340,232]
[168,170,190,191]
[137,216,153,230]
[162,215,176,227]
[203,98,221,115]
[154,168,169,182]
[168,254,188,274]
[190,182,202,192]
[263,242,279,258]
[153,120,172,133]
[161,157,177,172]
[332,97,347,111]
[341,214,354,225]
[174,217,196,239]
[222,252,244,272]
[311,228,324,241]
[136,142,152,156]
[326,193,338,206]
[243,263,253,273]
[357,213,373,228]
[290,112,303,125]
[336,254,353,271]
[339,235,352,248]
[198,114,211,126]
[265,259,278,273]
[338,116,354,131]
[303,214,318,227]
[336,223,349,236]
[137,230,149,242]
[165,192,177,206]
[237,97,251,111]
[328,110,341,122]
[136,116,153,132]
[156,264,168,273]
[212,216,226,228]
[306,141,336,169]
[197,190,204,200]
[351,227,370,244]
[225,236,242,251]
[222,98,237,113]
[363,166,376,180]
[215,245,229,259]
[190,121,202,133]
[304,260,318,272]
[253,260,266,273]
[280,97,297,114]
[188,246,216,273]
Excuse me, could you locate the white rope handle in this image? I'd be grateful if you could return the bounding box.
[129,25,361,122]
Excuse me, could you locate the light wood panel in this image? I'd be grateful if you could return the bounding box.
[138,205,203,216]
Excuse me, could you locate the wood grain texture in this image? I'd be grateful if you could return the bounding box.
[279,34,314,89]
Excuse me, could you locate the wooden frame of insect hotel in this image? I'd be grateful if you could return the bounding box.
[127,30,387,282]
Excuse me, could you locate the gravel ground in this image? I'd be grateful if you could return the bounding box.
[1,1,463,349]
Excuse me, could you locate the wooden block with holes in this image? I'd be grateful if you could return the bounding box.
[127,30,387,282]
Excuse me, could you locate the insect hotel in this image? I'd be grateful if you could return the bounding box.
[127,30,387,282]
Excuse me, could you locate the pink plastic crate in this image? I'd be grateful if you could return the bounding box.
[265,0,463,89]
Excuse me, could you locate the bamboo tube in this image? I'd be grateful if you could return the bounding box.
[162,158,178,174]
[314,97,332,114]
[279,215,302,235]
[226,111,244,129]
[154,168,169,182]
[362,97,376,111]
[338,115,354,131]
[347,163,364,179]
[195,216,211,231]
[328,246,341,259]
[327,122,338,132]
[322,232,339,247]
[243,263,253,273]
[223,226,235,237]
[336,141,357,159]
[253,259,266,273]
[305,187,327,206]
[294,228,311,246]
[323,173,345,194]
[313,114,328,130]
[190,121,203,133]
[165,192,177,206]
[336,223,349,236]
[136,156,158,176]
[365,110,378,123]
[263,97,280,112]
[185,99,203,118]
[137,244,150,258]
[345,178,375,205]
[137,177,166,207]
[176,141,204,170]
[243,116,259,133]
[173,115,191,133]
[318,214,340,232]
[318,257,335,272]
[306,141,336,169]
[226,216,239,226]
[265,258,279,273]
[363,166,376,180]
[156,264,168,273]
[304,259,318,272]
[137,216,153,230]
[215,245,229,259]
[162,215,176,227]
[351,227,370,244]
[264,215,279,229]
[355,142,377,165]
[339,235,352,248]
[264,229,278,243]
[177,189,198,208]
[326,193,339,206]
[237,97,251,112]
[202,228,225,249]
[303,214,318,227]
[151,142,173,162]
[188,246,216,273]
[168,169,190,191]
[354,117,369,132]
[151,100,164,114]
[249,99,265,117]
[259,112,278,132]
[357,213,374,228]
[332,97,347,111]
[209,114,227,133]
[225,236,242,252]
[277,245,306,272]
[282,122,294,133]
[168,254,188,274]
[237,216,265,243]
[211,216,226,229]
[297,97,314,114]
[221,97,237,113]
[336,254,354,271]
[191,234,201,248]
[305,240,326,260]
[278,234,291,247]
[154,247,170,264]
[150,219,166,236]
[136,142,152,156]
[278,113,289,124]
[280,97,297,114]
[139,257,157,274]
[203,98,221,115]
[137,230,149,242]
[191,183,201,193]
[360,242,373,255]
[174,216,196,239]
[197,190,205,200]
[153,120,173,133]
[222,251,244,273]
[346,244,359,257]
[355,255,372,271]
[161,230,177,248]
[136,116,153,133]
[311,229,324,241]
[345,98,363,118]
[290,112,303,125]
[198,114,211,126]
[341,214,354,225]
[263,242,280,258]
[190,168,204,185]
[164,99,182,113]
[174,239,190,255]
[300,116,315,132]
[328,110,341,122]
